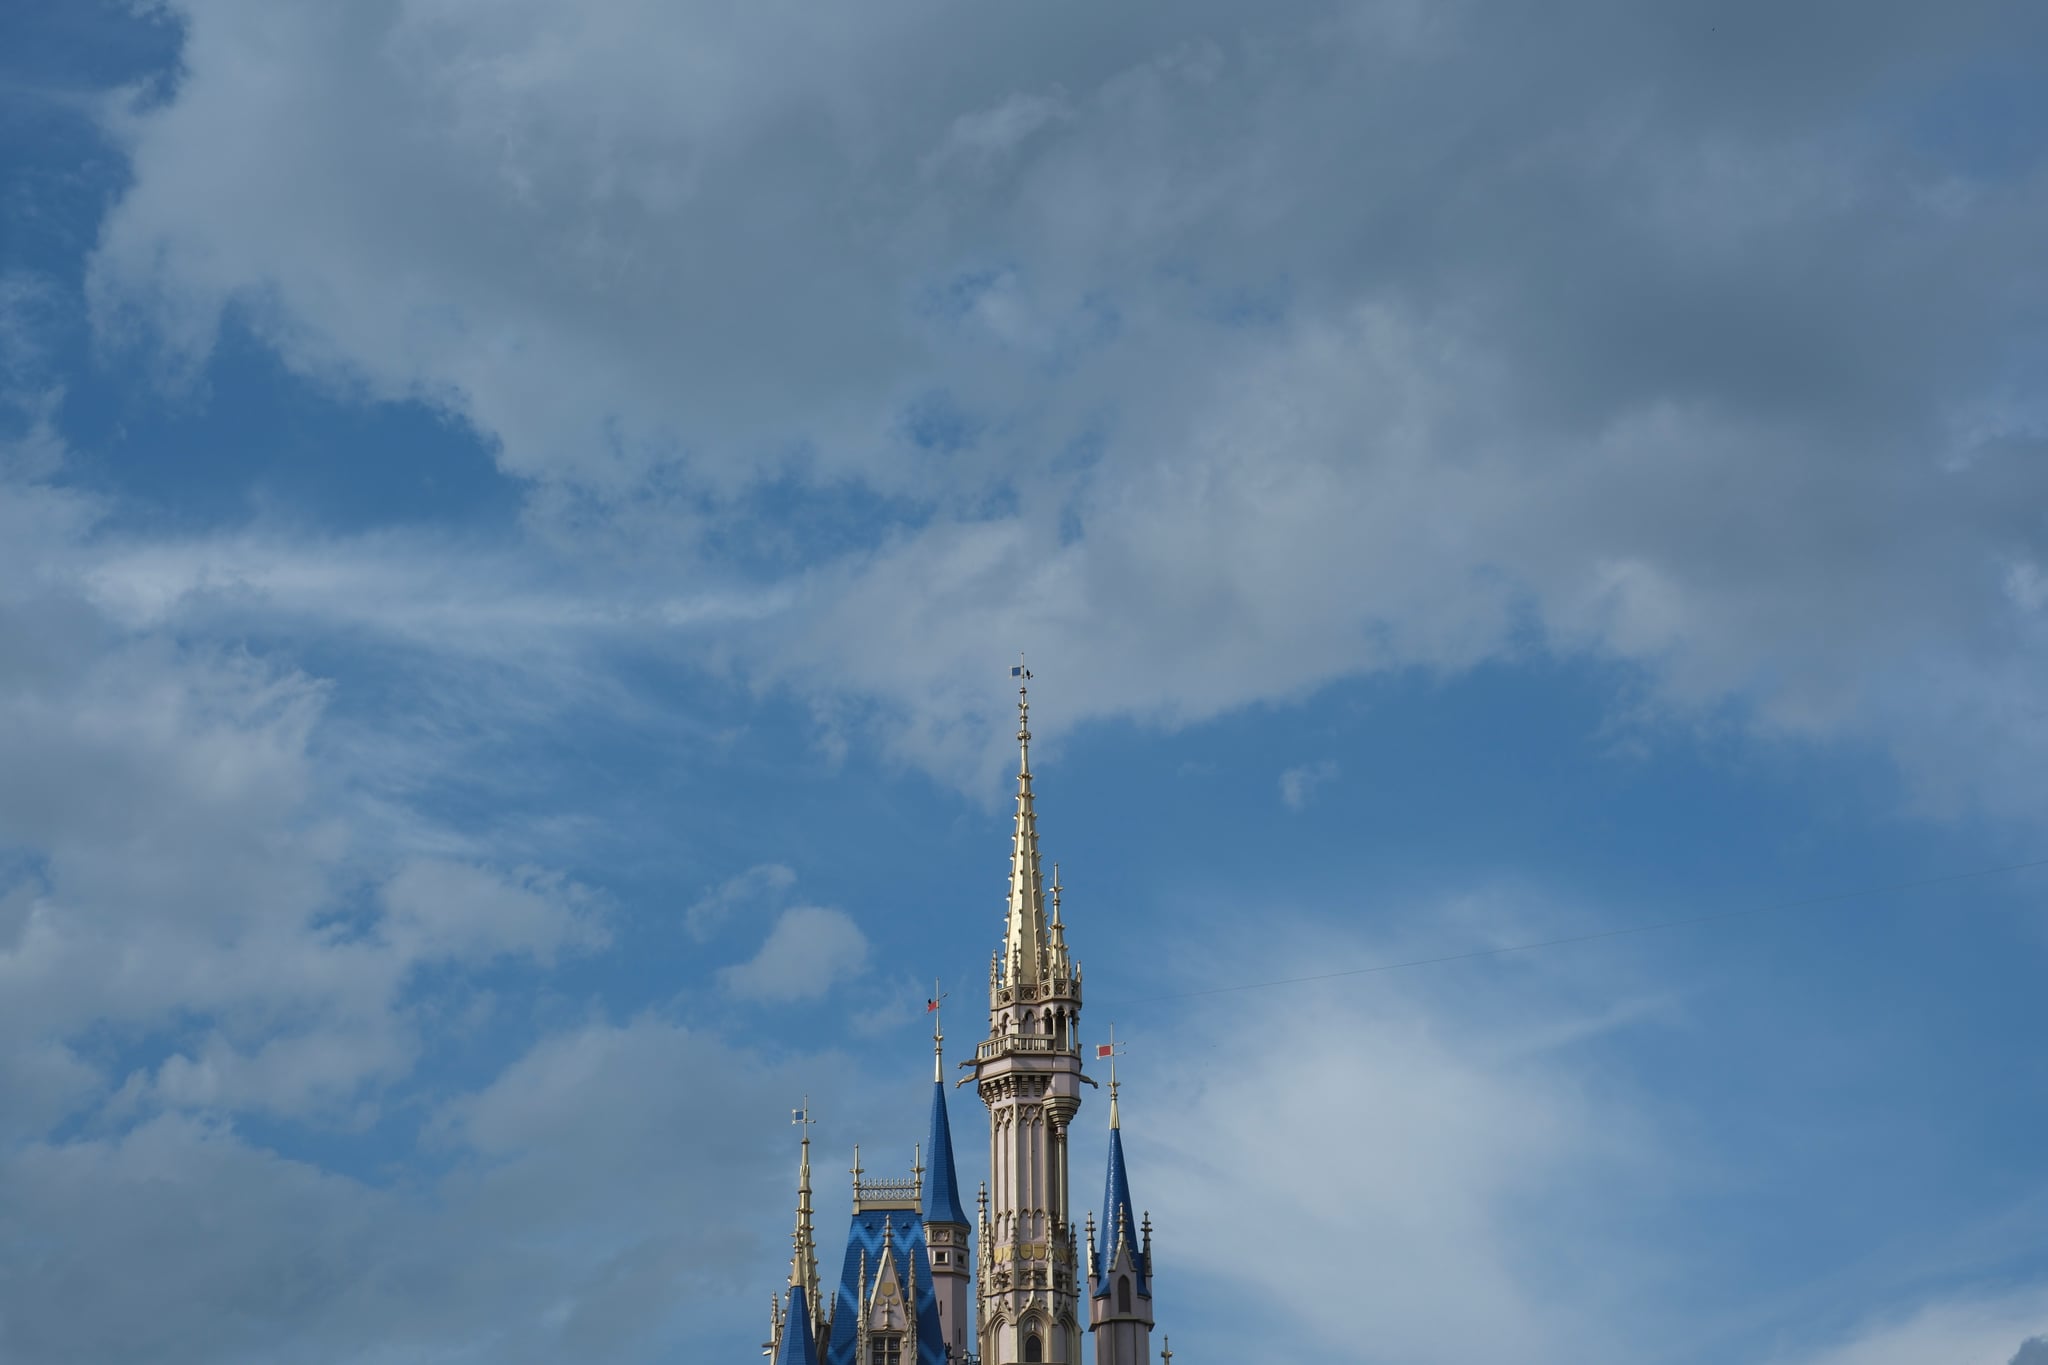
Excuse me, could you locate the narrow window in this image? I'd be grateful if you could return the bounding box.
[1118,1275,1132,1314]
[1025,1331,1044,1362]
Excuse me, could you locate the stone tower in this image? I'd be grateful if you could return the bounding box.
[971,671,1085,1364]
[750,662,1176,1365]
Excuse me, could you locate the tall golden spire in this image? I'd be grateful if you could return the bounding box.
[790,1100,821,1328]
[1003,659,1049,989]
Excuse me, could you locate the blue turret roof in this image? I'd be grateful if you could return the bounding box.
[822,1209,946,1365]
[922,1079,970,1227]
[1093,1123,1150,1299]
[777,1282,820,1365]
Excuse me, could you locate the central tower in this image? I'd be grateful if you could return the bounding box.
[972,671,1085,1365]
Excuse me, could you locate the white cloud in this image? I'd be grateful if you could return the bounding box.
[923,91,1075,178]
[66,0,2048,823]
[1119,889,2048,1365]
[0,474,612,1122]
[717,905,869,1003]
[1777,1291,2048,1365]
[1138,922,1660,1363]
[1278,758,1338,810]
[380,857,606,965]
[683,862,797,942]
[0,1021,858,1365]
[80,528,788,652]
[147,1025,414,1118]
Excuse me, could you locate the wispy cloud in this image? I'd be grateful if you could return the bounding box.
[1278,758,1338,811]
[717,905,870,1003]
[684,862,797,942]
[1775,1291,2048,1365]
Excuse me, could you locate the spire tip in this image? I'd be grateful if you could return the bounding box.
[1015,654,1033,758]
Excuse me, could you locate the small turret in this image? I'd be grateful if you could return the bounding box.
[776,1281,821,1365]
[1088,1067,1154,1365]
[776,1216,824,1365]
[925,991,973,1361]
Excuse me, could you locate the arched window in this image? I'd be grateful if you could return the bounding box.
[1118,1275,1132,1314]
[1024,1331,1044,1362]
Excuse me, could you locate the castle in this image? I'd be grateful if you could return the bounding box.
[760,672,1171,1365]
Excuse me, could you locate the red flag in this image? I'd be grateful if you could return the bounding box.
[926,999,941,1013]
[1096,1044,1115,1059]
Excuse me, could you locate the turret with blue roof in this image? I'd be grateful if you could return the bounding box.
[922,990,974,1359]
[1088,1059,1155,1363]
[924,1029,969,1226]
[764,1109,826,1365]
[774,1280,821,1365]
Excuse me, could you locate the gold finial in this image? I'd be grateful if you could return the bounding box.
[1161,1337,1172,1364]
[929,978,946,1082]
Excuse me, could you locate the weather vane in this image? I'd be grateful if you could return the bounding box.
[1097,1025,1124,1100]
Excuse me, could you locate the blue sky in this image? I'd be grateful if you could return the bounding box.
[4,2,2048,1362]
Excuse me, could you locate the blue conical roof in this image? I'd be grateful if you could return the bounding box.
[1093,1124,1149,1298]
[823,1208,947,1365]
[923,1079,970,1226]
[777,1282,819,1365]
